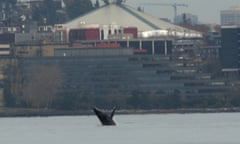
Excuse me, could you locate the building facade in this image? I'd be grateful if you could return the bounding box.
[19,49,230,100]
[221,6,240,25]
[220,25,240,72]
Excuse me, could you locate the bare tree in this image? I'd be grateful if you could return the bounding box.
[22,62,62,109]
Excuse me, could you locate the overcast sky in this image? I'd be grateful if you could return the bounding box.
[95,0,239,24]
[125,0,240,24]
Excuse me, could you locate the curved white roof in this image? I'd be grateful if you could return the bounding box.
[64,4,201,37]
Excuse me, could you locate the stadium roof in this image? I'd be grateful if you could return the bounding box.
[64,3,201,38]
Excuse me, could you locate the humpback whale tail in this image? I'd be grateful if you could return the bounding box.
[110,107,116,119]
[93,107,116,126]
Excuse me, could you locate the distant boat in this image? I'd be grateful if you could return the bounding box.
[93,107,116,126]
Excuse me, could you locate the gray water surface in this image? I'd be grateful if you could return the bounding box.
[0,113,240,144]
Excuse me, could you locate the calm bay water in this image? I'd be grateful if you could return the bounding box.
[0,113,240,144]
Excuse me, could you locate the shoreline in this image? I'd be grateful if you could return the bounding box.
[0,107,240,117]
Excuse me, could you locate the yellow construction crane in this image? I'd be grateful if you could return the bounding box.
[141,3,188,23]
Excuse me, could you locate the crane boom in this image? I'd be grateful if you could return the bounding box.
[141,3,188,23]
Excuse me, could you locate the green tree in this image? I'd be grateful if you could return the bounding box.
[2,60,20,107]
[3,65,16,107]
[32,4,42,22]
[32,0,58,24]
[65,0,93,19]
[42,0,58,24]
[0,0,16,5]
[0,0,17,26]
[102,0,109,5]
[94,0,100,8]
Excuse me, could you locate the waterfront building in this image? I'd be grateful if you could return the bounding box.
[2,1,233,105]
[57,2,201,43]
[221,6,240,25]
[18,48,230,101]
[220,25,240,73]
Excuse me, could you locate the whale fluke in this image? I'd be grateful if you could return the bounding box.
[93,107,116,126]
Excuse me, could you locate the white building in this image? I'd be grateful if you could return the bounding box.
[63,3,202,39]
[221,6,240,25]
